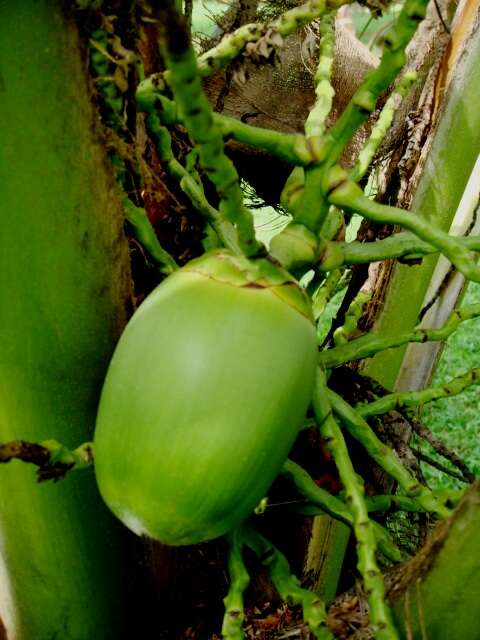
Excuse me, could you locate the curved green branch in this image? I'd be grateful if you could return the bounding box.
[123,199,178,275]
[159,8,259,256]
[222,528,250,640]
[313,369,398,639]
[318,304,480,367]
[243,525,332,640]
[317,0,428,167]
[318,232,480,271]
[333,290,370,346]
[356,368,480,418]
[328,390,451,518]
[136,85,315,166]
[328,175,480,282]
[282,459,402,562]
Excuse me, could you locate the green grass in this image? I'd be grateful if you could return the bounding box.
[420,282,480,489]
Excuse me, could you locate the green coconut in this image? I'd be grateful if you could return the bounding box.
[94,251,317,545]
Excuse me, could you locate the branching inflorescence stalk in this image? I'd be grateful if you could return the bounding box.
[318,0,428,168]
[318,304,480,367]
[123,199,178,275]
[356,368,480,418]
[292,9,336,232]
[304,11,336,139]
[313,369,398,640]
[318,232,480,271]
[243,525,332,640]
[222,528,250,640]
[327,174,480,282]
[328,390,451,518]
[158,7,260,257]
[350,71,417,182]
[195,0,351,80]
[143,112,240,253]
[282,459,402,562]
[136,84,316,166]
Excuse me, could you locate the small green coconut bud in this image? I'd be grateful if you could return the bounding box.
[269,222,319,271]
[280,167,305,215]
[320,206,345,242]
[318,240,344,271]
[326,166,364,206]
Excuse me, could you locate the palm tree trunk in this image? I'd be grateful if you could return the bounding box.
[0,2,137,637]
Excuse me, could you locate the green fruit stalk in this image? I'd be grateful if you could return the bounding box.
[94,251,317,545]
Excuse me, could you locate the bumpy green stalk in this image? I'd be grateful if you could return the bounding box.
[291,10,336,232]
[216,114,314,165]
[357,368,480,418]
[319,0,428,167]
[222,528,250,640]
[328,390,451,518]
[304,11,336,139]
[160,10,259,256]
[136,85,315,166]
[313,370,398,640]
[196,0,349,79]
[243,526,332,640]
[333,290,370,346]
[328,174,480,282]
[282,459,351,525]
[299,493,436,516]
[87,31,180,274]
[318,303,480,367]
[318,232,480,271]
[294,165,331,231]
[123,198,178,274]
[282,459,402,562]
[367,490,463,513]
[145,112,240,252]
[350,72,417,182]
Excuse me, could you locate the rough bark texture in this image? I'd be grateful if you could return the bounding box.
[364,0,480,389]
[389,482,480,640]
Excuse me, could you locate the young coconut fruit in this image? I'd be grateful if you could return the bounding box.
[94,250,317,545]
